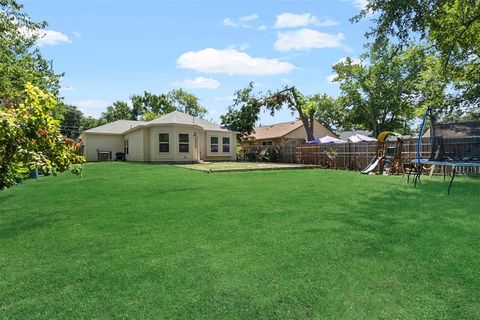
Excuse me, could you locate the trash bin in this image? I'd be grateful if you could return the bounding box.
[31,168,39,179]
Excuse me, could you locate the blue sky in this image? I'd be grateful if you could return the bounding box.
[22,0,371,125]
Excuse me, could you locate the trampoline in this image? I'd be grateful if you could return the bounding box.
[410,107,480,194]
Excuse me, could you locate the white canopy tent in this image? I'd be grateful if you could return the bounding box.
[306,135,347,144]
[347,134,377,143]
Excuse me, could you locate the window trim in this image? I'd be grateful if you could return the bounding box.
[210,136,219,153]
[178,133,189,153]
[159,133,170,153]
[222,137,230,153]
[124,139,129,154]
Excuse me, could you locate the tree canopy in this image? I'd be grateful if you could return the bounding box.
[221,83,339,141]
[0,0,61,106]
[354,0,480,111]
[332,44,438,136]
[99,89,208,123]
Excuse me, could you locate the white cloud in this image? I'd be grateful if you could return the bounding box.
[239,13,259,22]
[274,28,345,52]
[353,0,368,10]
[326,74,338,83]
[19,27,71,46]
[37,30,71,46]
[257,24,267,31]
[175,77,220,89]
[318,18,339,27]
[73,99,110,117]
[274,13,338,29]
[222,13,260,28]
[177,48,295,76]
[223,18,238,27]
[71,31,81,37]
[226,42,250,51]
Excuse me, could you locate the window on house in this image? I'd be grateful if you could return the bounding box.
[262,140,273,146]
[124,139,129,154]
[222,137,230,153]
[210,136,218,152]
[179,133,189,153]
[159,133,169,152]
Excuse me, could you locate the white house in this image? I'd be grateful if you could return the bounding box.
[80,111,238,162]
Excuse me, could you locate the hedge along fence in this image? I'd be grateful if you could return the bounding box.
[242,137,480,174]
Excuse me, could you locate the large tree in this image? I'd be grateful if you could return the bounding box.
[58,104,83,139]
[56,104,101,139]
[332,45,434,136]
[166,89,207,118]
[0,0,61,106]
[221,83,332,141]
[100,101,134,123]
[353,0,479,112]
[99,90,208,123]
[310,94,346,134]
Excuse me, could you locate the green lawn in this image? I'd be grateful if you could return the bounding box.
[1,163,479,319]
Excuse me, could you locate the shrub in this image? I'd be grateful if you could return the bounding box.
[0,83,85,189]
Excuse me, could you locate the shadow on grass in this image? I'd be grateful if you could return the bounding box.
[0,211,62,240]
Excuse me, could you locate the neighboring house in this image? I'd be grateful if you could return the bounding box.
[247,119,335,146]
[80,111,237,162]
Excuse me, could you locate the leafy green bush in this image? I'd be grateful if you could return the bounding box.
[0,83,85,189]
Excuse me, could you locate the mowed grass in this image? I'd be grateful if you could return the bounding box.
[1,163,479,319]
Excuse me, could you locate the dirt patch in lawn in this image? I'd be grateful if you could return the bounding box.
[177,161,321,172]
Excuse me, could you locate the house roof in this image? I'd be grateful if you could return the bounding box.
[82,111,230,135]
[82,120,148,134]
[147,111,229,132]
[251,120,304,140]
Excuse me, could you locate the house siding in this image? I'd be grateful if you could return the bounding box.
[205,131,237,161]
[247,120,335,146]
[82,119,237,163]
[148,125,200,162]
[284,121,334,140]
[124,129,145,161]
[83,134,124,162]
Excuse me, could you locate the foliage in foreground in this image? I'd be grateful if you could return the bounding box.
[0,83,84,189]
[0,0,61,105]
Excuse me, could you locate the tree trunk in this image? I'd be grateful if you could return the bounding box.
[291,89,315,141]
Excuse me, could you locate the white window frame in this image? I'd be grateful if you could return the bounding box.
[159,133,170,153]
[222,137,230,153]
[124,139,129,154]
[178,133,189,153]
[210,136,219,153]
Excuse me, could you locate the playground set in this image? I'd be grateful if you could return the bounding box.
[360,131,404,175]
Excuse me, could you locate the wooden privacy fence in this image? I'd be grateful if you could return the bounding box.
[242,137,480,174]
